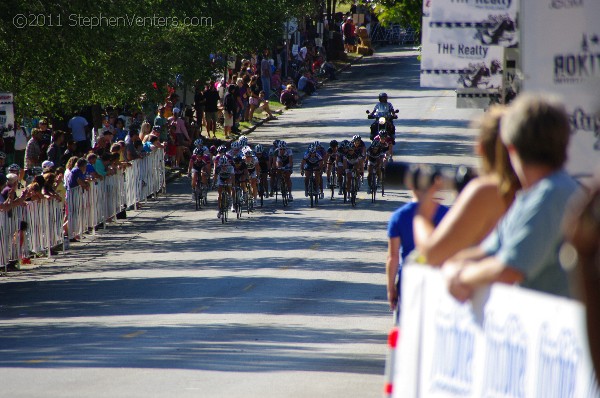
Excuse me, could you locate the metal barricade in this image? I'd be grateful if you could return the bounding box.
[1,148,166,269]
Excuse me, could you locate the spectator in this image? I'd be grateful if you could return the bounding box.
[113,118,128,142]
[163,93,179,119]
[63,156,79,188]
[165,125,179,168]
[99,115,115,137]
[41,172,61,201]
[139,121,152,143]
[169,107,191,148]
[248,75,261,120]
[68,113,90,155]
[204,82,220,139]
[236,77,249,122]
[46,130,65,167]
[41,160,55,173]
[62,139,77,167]
[53,167,67,202]
[142,135,163,153]
[280,84,300,109]
[252,91,277,121]
[342,17,356,53]
[86,153,104,180]
[125,131,142,161]
[223,84,237,139]
[298,72,317,96]
[24,128,43,172]
[217,78,227,103]
[153,107,168,141]
[260,49,272,100]
[193,84,206,131]
[1,173,17,207]
[320,58,337,80]
[13,121,29,169]
[94,131,113,156]
[413,105,520,266]
[386,172,449,313]
[65,158,89,191]
[442,94,580,301]
[271,68,282,96]
[0,173,7,210]
[0,150,5,173]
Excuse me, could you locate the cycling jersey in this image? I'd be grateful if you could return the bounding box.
[366,145,384,162]
[276,149,293,168]
[244,156,259,178]
[190,154,210,172]
[216,164,234,186]
[257,152,270,172]
[344,151,362,169]
[303,152,322,170]
[326,147,338,164]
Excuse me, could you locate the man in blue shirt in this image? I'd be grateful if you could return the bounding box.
[443,94,579,300]
[68,113,90,155]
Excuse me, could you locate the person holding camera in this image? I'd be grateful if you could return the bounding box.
[442,94,579,301]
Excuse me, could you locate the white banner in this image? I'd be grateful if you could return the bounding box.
[421,18,504,89]
[0,92,15,129]
[429,0,519,47]
[392,265,600,398]
[521,1,600,178]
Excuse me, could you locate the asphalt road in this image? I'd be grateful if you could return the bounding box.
[0,47,483,398]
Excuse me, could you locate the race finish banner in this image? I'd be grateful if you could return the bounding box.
[0,92,15,129]
[421,18,504,90]
[392,265,600,398]
[521,1,600,179]
[428,0,519,48]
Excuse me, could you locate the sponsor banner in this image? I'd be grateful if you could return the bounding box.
[429,0,519,47]
[521,0,600,178]
[421,19,504,89]
[393,265,600,398]
[0,92,15,129]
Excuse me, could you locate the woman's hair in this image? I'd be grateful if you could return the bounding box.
[65,156,78,170]
[141,121,151,134]
[472,105,521,203]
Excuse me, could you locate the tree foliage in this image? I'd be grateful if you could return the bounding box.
[0,0,316,120]
[373,0,422,39]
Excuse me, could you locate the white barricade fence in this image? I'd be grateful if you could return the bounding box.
[1,149,166,267]
[390,264,600,398]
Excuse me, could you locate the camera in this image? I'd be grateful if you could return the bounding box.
[384,162,476,193]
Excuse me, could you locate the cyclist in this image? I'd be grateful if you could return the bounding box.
[300,144,323,197]
[238,135,249,148]
[228,140,243,159]
[188,145,211,194]
[337,140,350,195]
[366,139,385,194]
[255,144,270,198]
[215,156,234,219]
[343,142,363,196]
[232,155,250,211]
[377,130,395,164]
[325,139,339,189]
[352,134,366,181]
[314,141,326,198]
[268,139,280,196]
[243,147,261,201]
[275,140,293,201]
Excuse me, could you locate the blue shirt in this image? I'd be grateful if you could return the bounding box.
[66,168,85,190]
[482,170,579,298]
[387,201,449,265]
[68,116,88,142]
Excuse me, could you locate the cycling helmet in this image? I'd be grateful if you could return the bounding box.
[217,145,227,153]
[255,144,264,153]
[218,156,229,166]
[278,141,287,149]
[202,145,209,154]
[378,92,388,102]
[231,141,241,149]
[239,136,248,146]
[313,140,322,148]
[341,139,350,147]
[194,138,203,147]
[273,139,280,147]
[242,145,252,153]
[352,134,361,142]
[308,145,317,154]
[193,147,203,156]
[233,155,243,164]
[8,163,20,172]
[244,150,255,157]
[0,151,5,159]
[329,139,338,147]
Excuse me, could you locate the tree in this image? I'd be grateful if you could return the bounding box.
[374,0,423,40]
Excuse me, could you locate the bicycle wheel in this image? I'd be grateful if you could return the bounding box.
[194,185,201,210]
[381,167,385,196]
[309,177,314,208]
[369,172,376,203]
[202,184,208,206]
[258,178,264,207]
[236,189,243,219]
[329,167,337,200]
[281,178,289,207]
[351,174,358,207]
[220,194,227,224]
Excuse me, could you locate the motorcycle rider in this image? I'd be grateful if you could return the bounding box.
[368,92,397,140]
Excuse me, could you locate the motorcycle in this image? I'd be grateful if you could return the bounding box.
[366,109,398,141]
